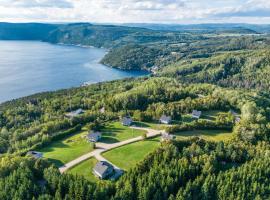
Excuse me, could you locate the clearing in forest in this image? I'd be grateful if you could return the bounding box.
[102,138,160,170]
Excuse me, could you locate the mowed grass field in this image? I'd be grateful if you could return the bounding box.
[68,158,98,183]
[133,121,167,130]
[100,122,147,143]
[174,129,232,142]
[36,126,93,167]
[103,138,160,170]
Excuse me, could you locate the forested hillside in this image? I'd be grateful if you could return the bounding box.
[1,22,269,71]
[160,49,270,91]
[0,23,270,199]
[0,76,270,199]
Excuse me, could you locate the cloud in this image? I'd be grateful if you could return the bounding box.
[0,0,270,24]
[215,9,270,17]
[0,0,73,8]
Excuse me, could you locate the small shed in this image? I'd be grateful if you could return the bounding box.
[93,161,114,179]
[122,117,133,126]
[100,107,105,114]
[161,132,175,142]
[65,109,84,118]
[192,110,202,119]
[87,131,102,142]
[160,115,172,124]
[27,151,43,159]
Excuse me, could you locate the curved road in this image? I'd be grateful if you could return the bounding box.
[59,127,164,173]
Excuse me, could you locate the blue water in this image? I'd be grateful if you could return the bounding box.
[0,41,147,103]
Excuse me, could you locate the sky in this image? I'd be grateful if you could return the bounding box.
[0,0,270,24]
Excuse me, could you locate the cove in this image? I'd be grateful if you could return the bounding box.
[0,41,147,103]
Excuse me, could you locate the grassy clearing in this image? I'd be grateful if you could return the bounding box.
[68,158,98,183]
[103,138,160,170]
[100,122,146,143]
[133,121,168,130]
[182,115,195,123]
[182,110,227,122]
[37,126,93,167]
[174,129,232,142]
[201,110,226,121]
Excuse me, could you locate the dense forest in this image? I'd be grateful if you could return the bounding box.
[1,76,270,199]
[0,23,270,199]
[1,22,270,71]
[160,49,270,91]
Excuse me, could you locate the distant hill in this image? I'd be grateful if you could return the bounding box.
[123,23,267,34]
[0,23,59,40]
[44,23,152,48]
[0,22,269,71]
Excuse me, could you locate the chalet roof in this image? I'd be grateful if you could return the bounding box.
[87,131,101,138]
[160,115,172,122]
[93,161,113,177]
[27,151,43,158]
[65,109,84,117]
[192,110,202,117]
[100,107,105,113]
[122,117,133,124]
[161,133,174,141]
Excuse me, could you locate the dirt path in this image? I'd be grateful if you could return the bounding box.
[59,127,164,173]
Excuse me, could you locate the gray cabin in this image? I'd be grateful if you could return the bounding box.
[161,132,175,142]
[93,161,114,179]
[27,151,43,159]
[87,131,102,142]
[192,110,202,119]
[65,109,84,118]
[160,115,172,124]
[100,107,105,114]
[122,117,133,126]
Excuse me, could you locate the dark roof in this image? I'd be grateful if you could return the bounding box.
[93,161,113,176]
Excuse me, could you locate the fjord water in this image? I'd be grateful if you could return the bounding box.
[0,41,147,103]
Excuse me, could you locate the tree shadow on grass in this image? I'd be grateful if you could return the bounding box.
[201,115,216,121]
[99,137,120,144]
[38,142,69,153]
[175,130,231,137]
[46,158,64,167]
[133,122,150,128]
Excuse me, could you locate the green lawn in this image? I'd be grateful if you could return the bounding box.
[133,121,168,130]
[201,110,226,121]
[182,115,196,123]
[103,138,160,170]
[68,158,98,183]
[182,110,227,122]
[99,122,146,143]
[174,129,232,142]
[36,126,93,167]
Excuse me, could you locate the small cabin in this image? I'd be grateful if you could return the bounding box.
[160,115,172,124]
[235,117,241,123]
[100,107,105,114]
[93,161,114,179]
[230,110,241,123]
[27,151,43,159]
[65,109,84,118]
[122,117,133,126]
[161,132,175,142]
[192,110,202,119]
[87,131,102,142]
